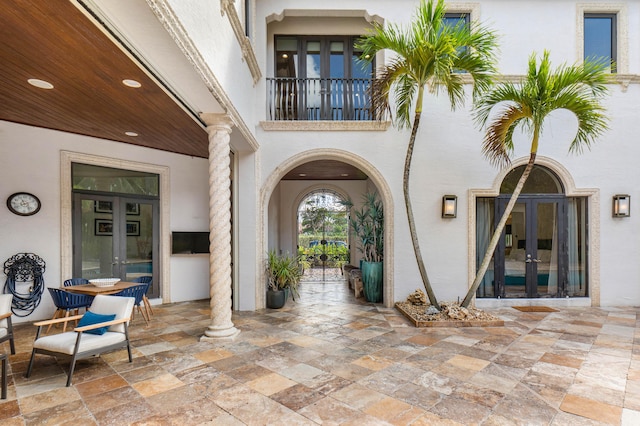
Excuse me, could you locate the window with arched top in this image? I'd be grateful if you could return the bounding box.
[477,164,587,300]
[500,165,564,194]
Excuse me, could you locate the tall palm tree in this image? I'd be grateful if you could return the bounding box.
[461,51,609,308]
[357,0,498,309]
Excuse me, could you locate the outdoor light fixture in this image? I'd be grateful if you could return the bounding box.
[612,194,630,217]
[442,195,457,218]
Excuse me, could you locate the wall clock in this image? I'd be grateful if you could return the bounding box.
[7,192,41,216]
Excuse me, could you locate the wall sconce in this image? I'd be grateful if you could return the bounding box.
[442,195,457,218]
[612,194,630,217]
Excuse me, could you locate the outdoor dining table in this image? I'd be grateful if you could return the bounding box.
[64,281,139,296]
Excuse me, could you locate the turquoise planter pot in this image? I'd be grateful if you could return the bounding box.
[361,261,383,303]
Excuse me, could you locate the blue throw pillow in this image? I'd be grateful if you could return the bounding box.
[77,311,116,335]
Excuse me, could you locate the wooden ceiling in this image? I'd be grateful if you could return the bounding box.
[283,160,368,180]
[0,1,369,181]
[0,0,209,158]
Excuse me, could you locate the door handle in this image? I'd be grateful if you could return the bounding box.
[525,254,541,263]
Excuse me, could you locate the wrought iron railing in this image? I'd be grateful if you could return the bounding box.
[267,77,374,121]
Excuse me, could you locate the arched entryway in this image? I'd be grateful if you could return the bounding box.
[259,149,394,308]
[471,157,599,305]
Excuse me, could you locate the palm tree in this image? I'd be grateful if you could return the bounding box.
[357,0,498,309]
[461,51,610,308]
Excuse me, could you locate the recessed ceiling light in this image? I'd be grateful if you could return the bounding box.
[282,53,289,59]
[341,173,349,177]
[27,78,54,89]
[122,79,142,88]
[298,173,307,177]
[125,131,138,137]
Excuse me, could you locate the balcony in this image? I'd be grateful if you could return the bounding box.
[267,77,374,121]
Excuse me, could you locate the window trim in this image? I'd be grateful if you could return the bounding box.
[577,3,627,74]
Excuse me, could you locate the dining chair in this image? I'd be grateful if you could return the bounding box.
[132,276,153,318]
[26,295,135,387]
[0,294,15,355]
[47,288,95,332]
[113,283,150,325]
[63,278,89,287]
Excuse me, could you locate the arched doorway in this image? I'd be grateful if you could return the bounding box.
[297,189,349,282]
[476,164,588,299]
[260,148,395,308]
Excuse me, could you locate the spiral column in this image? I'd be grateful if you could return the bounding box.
[200,113,239,340]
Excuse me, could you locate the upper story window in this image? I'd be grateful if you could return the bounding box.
[584,13,616,73]
[268,35,374,121]
[244,0,251,39]
[443,12,470,31]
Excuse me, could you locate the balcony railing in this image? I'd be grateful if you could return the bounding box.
[267,77,374,121]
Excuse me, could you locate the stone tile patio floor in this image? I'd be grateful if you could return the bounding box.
[1,279,639,425]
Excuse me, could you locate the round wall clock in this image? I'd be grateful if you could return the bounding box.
[7,192,41,216]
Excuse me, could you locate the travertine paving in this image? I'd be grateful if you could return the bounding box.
[1,279,639,425]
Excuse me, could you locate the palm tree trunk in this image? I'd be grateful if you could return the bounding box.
[405,111,440,310]
[461,152,537,308]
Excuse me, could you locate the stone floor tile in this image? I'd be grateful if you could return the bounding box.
[246,372,296,396]
[5,279,640,425]
[131,372,184,397]
[622,408,640,426]
[362,396,413,422]
[560,394,622,424]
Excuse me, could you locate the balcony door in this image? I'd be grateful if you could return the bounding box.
[274,35,372,120]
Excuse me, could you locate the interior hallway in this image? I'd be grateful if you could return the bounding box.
[0,278,639,425]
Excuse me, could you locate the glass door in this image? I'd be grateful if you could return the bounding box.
[73,194,159,297]
[496,197,567,298]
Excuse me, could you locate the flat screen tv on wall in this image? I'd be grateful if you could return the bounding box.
[171,232,210,254]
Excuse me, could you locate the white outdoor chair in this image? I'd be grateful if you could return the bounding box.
[26,295,134,387]
[0,294,15,355]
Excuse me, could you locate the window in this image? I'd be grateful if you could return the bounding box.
[443,13,470,72]
[244,0,251,38]
[584,13,616,73]
[443,13,470,31]
[269,35,374,121]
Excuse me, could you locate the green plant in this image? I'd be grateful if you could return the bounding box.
[342,192,384,263]
[266,250,302,300]
[462,51,609,307]
[356,0,499,310]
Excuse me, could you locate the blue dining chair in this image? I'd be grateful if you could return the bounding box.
[113,283,150,324]
[133,276,153,318]
[47,288,95,332]
[63,278,89,287]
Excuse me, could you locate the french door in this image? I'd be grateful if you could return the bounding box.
[72,193,159,298]
[494,196,568,298]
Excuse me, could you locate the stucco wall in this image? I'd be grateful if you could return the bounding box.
[0,121,211,322]
[253,1,640,306]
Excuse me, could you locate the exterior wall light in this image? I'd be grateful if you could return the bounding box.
[442,195,457,218]
[613,194,630,217]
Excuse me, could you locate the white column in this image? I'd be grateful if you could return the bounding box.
[200,113,239,340]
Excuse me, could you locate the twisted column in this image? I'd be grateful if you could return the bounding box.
[200,113,239,340]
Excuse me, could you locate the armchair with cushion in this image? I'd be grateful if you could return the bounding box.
[26,294,135,387]
[0,294,15,355]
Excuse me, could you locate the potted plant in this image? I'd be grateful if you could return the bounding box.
[266,250,302,308]
[342,192,384,302]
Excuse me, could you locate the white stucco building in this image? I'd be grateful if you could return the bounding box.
[1,0,639,329]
